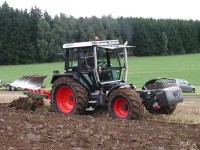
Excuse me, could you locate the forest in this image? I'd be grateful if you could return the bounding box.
[0,2,200,65]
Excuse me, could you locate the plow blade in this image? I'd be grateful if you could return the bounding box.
[10,75,47,90]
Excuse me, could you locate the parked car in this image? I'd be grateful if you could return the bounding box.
[165,78,195,93]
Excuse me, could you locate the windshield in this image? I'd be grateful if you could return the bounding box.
[97,47,125,82]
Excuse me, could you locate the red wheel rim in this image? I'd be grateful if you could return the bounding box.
[114,98,129,118]
[56,86,76,113]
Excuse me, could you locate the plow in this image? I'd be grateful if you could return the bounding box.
[5,75,47,91]
[12,40,183,120]
[23,89,51,107]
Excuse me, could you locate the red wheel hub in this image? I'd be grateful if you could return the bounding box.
[56,86,76,113]
[114,98,129,118]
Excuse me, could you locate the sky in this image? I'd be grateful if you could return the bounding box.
[1,0,200,20]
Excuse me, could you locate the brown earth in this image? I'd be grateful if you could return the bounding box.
[0,91,200,150]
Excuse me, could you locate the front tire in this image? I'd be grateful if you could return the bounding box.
[51,77,88,115]
[107,88,144,120]
[11,86,16,91]
[6,84,11,91]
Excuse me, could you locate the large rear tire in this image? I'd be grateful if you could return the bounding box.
[107,88,144,120]
[51,77,88,115]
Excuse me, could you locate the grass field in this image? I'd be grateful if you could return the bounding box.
[0,53,200,94]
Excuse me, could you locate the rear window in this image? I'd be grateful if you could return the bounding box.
[167,79,176,83]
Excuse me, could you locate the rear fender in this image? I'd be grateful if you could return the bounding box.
[51,73,73,84]
[51,73,90,91]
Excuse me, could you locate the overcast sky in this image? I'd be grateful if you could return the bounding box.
[1,0,200,20]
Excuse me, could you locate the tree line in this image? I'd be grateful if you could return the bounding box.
[0,2,200,65]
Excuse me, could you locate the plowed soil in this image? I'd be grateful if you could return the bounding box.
[0,91,200,150]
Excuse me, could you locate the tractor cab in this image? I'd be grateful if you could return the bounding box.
[60,40,133,92]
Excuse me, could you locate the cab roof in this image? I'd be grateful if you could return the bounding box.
[62,40,119,49]
[63,40,135,50]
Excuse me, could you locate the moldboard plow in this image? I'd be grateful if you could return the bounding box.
[7,75,48,110]
[6,75,47,91]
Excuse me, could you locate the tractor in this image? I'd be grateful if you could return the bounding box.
[24,40,183,120]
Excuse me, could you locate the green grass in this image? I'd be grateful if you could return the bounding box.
[0,53,200,94]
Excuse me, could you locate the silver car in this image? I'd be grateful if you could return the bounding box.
[165,79,195,93]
